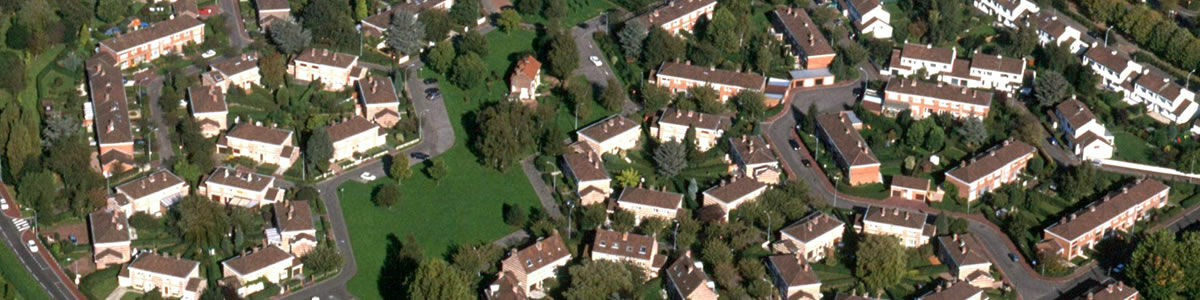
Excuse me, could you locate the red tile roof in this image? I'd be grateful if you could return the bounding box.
[89,210,131,244]
[766,254,820,287]
[188,86,227,114]
[770,8,835,58]
[666,253,713,298]
[645,0,717,27]
[863,206,926,230]
[511,232,571,273]
[657,62,765,90]
[295,48,358,69]
[945,140,1035,184]
[592,229,661,262]
[222,245,294,276]
[815,112,879,167]
[578,115,639,145]
[780,213,844,243]
[885,78,994,107]
[100,16,205,53]
[702,176,766,204]
[900,43,956,65]
[357,76,399,105]
[87,55,134,146]
[115,170,186,201]
[226,123,293,145]
[617,187,684,210]
[326,116,381,142]
[130,253,200,279]
[1046,180,1169,241]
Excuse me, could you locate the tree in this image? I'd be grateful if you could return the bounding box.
[689,86,723,114]
[355,0,369,20]
[302,245,344,275]
[374,183,401,207]
[546,31,580,79]
[449,0,480,26]
[96,0,128,22]
[301,0,359,50]
[855,234,906,292]
[427,41,456,73]
[579,204,608,229]
[543,0,566,19]
[18,171,61,216]
[5,22,31,51]
[654,140,688,177]
[390,154,413,182]
[407,259,473,300]
[386,11,426,57]
[925,126,945,151]
[611,209,637,232]
[803,103,818,133]
[601,79,625,112]
[733,91,766,122]
[1129,230,1184,298]
[904,119,931,148]
[564,260,646,300]
[706,8,741,54]
[176,196,231,248]
[427,159,449,184]
[1035,71,1071,108]
[41,114,80,147]
[451,53,488,88]
[269,21,312,56]
[450,242,503,275]
[618,20,648,59]
[640,85,672,113]
[260,51,287,87]
[642,28,685,68]
[615,168,640,187]
[638,217,668,236]
[1002,26,1038,58]
[0,51,26,93]
[457,31,489,57]
[474,102,536,170]
[516,0,544,15]
[420,10,454,42]
[497,8,522,33]
[6,111,38,176]
[306,130,334,172]
[957,118,988,148]
[504,204,527,227]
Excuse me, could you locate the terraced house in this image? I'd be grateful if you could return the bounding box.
[218,123,300,171]
[889,175,943,202]
[289,48,367,91]
[880,78,993,120]
[576,115,641,155]
[937,53,1026,93]
[119,254,206,300]
[1128,70,1198,124]
[886,43,957,77]
[614,187,685,222]
[1041,180,1169,260]
[815,111,881,185]
[85,55,135,174]
[972,0,1038,28]
[89,210,132,268]
[1027,12,1090,54]
[187,86,228,138]
[640,0,717,35]
[220,246,302,297]
[655,62,766,102]
[590,230,668,278]
[202,167,285,208]
[918,280,984,300]
[111,170,189,217]
[769,7,836,70]
[1083,47,1144,93]
[98,15,205,69]
[653,108,730,151]
[838,0,892,39]
[561,145,613,206]
[728,135,782,185]
[774,213,845,261]
[944,140,1036,202]
[857,206,934,247]
[326,116,387,163]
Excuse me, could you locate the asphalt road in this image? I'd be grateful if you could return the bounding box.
[0,185,83,300]
[141,76,175,166]
[218,0,253,50]
[571,16,640,114]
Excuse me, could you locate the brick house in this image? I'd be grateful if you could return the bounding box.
[728,135,782,184]
[561,145,612,206]
[112,170,189,217]
[221,245,302,297]
[944,140,1036,202]
[652,108,730,151]
[774,212,844,262]
[326,116,387,163]
[701,176,767,220]
[973,0,1038,28]
[590,230,668,278]
[273,201,318,257]
[654,62,766,102]
[935,234,994,286]
[1041,180,1169,260]
[615,187,684,222]
[918,280,984,300]
[839,0,892,39]
[509,56,542,103]
[288,48,367,91]
[119,254,206,300]
[639,0,717,35]
[889,175,943,202]
[857,206,935,248]
[885,43,957,77]
[765,254,821,300]
[85,55,136,175]
[98,15,205,69]
[576,115,641,155]
[254,0,291,28]
[665,252,718,300]
[218,123,300,171]
[880,78,994,120]
[187,86,228,138]
[1055,99,1114,161]
[356,76,402,128]
[89,210,132,269]
[202,53,261,93]
[769,7,836,70]
[202,167,285,208]
[499,232,572,295]
[1080,281,1139,300]
[814,111,882,186]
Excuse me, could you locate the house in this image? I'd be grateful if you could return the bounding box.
[112,170,189,217]
[935,234,994,285]
[218,123,300,171]
[356,76,402,128]
[665,252,718,300]
[561,144,612,206]
[576,115,641,155]
[937,53,1027,93]
[774,212,845,262]
[889,175,943,202]
[485,271,527,300]
[255,0,291,28]
[273,201,317,257]
[652,108,730,151]
[221,245,302,297]
[361,0,455,36]
[118,254,206,300]
[857,206,934,247]
[615,187,684,222]
[728,135,782,184]
[881,78,994,120]
[944,140,1036,202]
[814,111,882,185]
[288,48,367,91]
[769,7,836,70]
[655,62,766,102]
[701,176,767,219]
[765,254,821,300]
[174,0,199,18]
[98,15,205,69]
[972,0,1038,28]
[839,0,892,39]
[917,280,984,300]
[1041,179,1169,260]
[499,232,572,295]
[327,116,387,163]
[640,0,717,35]
[1055,98,1114,161]
[202,167,285,208]
[1027,12,1089,54]
[509,56,542,103]
[187,86,228,138]
[202,53,261,93]
[590,229,668,278]
[89,210,132,269]
[886,43,957,77]
[1079,281,1139,300]
[787,69,836,89]
[1128,69,1199,124]
[1083,47,1144,93]
[85,55,135,175]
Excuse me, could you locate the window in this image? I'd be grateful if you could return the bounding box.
[639,247,647,254]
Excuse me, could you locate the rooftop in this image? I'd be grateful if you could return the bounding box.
[295,48,358,69]
[863,206,926,230]
[945,140,1035,184]
[771,8,835,58]
[577,115,639,145]
[115,170,186,201]
[900,43,956,65]
[188,86,228,114]
[88,210,131,245]
[205,167,273,192]
[226,123,293,146]
[617,187,684,210]
[780,212,845,243]
[1046,180,1169,241]
[815,112,879,167]
[702,176,766,204]
[657,62,765,90]
[885,78,994,107]
[100,16,204,53]
[222,245,294,276]
[326,116,381,142]
[129,253,200,279]
[658,108,730,132]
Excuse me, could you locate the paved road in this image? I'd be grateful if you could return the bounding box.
[218,0,253,50]
[141,76,175,165]
[520,156,564,220]
[570,16,640,114]
[0,184,84,300]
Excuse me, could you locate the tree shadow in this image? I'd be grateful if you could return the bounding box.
[377,233,423,300]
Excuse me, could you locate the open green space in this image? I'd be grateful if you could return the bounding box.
[79,267,121,300]
[1113,130,1153,164]
[0,239,51,300]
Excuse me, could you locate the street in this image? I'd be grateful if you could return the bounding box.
[0,185,84,300]
[141,76,175,165]
[218,0,253,50]
[571,16,640,114]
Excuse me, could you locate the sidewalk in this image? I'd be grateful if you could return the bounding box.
[520,156,564,220]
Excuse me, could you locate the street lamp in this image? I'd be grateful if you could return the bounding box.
[1188,69,1196,90]
[1104,26,1114,48]
[832,174,840,208]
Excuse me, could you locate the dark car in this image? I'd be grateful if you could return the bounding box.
[425,88,440,94]
[789,139,801,151]
[1009,253,1020,263]
[802,159,812,167]
[427,91,442,100]
[423,78,438,85]
[410,152,430,160]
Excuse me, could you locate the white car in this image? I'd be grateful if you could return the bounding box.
[201,50,217,58]
[0,198,8,211]
[360,172,376,181]
[589,56,602,67]
[26,240,37,253]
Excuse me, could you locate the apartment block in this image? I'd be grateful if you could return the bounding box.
[288,48,367,91]
[590,230,668,278]
[774,213,845,262]
[202,53,261,93]
[356,76,402,128]
[273,201,317,257]
[1042,180,1169,260]
[944,140,1036,202]
[187,86,228,138]
[327,116,387,163]
[561,145,612,206]
[1055,99,1114,161]
[765,254,821,300]
[221,245,302,297]
[509,56,542,103]
[838,0,892,39]
[655,62,766,102]
[218,123,299,171]
[814,111,882,185]
[973,0,1038,28]
[576,115,641,155]
[701,176,767,219]
[639,0,717,35]
[112,170,189,217]
[665,252,718,300]
[857,206,934,248]
[98,15,205,69]
[653,108,730,151]
[499,232,572,295]
[769,7,836,70]
[89,210,133,269]
[728,135,782,184]
[119,254,206,300]
[202,167,284,208]
[881,78,993,120]
[615,187,684,222]
[85,55,135,174]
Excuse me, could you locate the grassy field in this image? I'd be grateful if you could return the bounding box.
[0,238,51,300]
[1113,130,1153,163]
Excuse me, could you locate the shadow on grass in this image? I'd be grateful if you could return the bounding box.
[377,233,423,300]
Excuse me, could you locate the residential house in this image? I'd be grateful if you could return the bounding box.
[615,187,684,222]
[728,135,782,184]
[118,254,206,300]
[1129,69,1199,124]
[652,108,730,151]
[361,0,455,36]
[1055,98,1114,161]
[255,0,291,28]
[917,280,985,300]
[1079,281,1138,300]
[561,145,612,206]
[86,55,135,174]
[221,245,302,297]
[1027,12,1089,54]
[288,48,367,91]
[576,115,641,155]
[590,229,668,278]
[273,201,317,257]
[765,254,821,300]
[327,116,387,163]
[655,62,766,102]
[356,76,402,128]
[218,123,300,171]
[944,140,1036,202]
[814,111,882,185]
[701,176,767,219]
[202,53,261,93]
[485,271,527,300]
[886,43,957,77]
[509,56,542,103]
[665,252,718,300]
[89,210,132,269]
[787,68,836,89]
[880,78,994,120]
[202,167,285,208]
[937,53,1027,93]
[187,86,228,138]
[640,0,717,35]
[1042,180,1169,260]
[769,7,836,69]
[499,232,572,295]
[936,234,995,287]
[839,0,892,39]
[98,15,205,69]
[973,0,1038,28]
[1083,47,1144,92]
[890,175,938,201]
[857,206,934,247]
[774,213,845,262]
[112,170,189,217]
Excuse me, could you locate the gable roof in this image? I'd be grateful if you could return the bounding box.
[357,76,398,105]
[511,56,541,83]
[969,53,1024,75]
[657,62,765,90]
[87,55,134,146]
[936,234,990,267]
[512,232,571,273]
[116,170,186,201]
[256,0,290,11]
[847,0,882,13]
[901,43,956,65]
[592,229,660,262]
[1084,47,1134,73]
[226,123,293,145]
[770,8,835,58]
[188,86,228,114]
[89,210,131,244]
[921,280,983,300]
[645,0,717,27]
[1046,180,1169,241]
[946,140,1035,184]
[863,206,926,230]
[885,78,994,107]
[815,112,879,167]
[666,253,712,298]
[1134,70,1185,100]
[780,212,845,243]
[767,254,820,287]
[210,53,260,76]
[100,16,205,53]
[729,135,778,166]
[206,167,273,192]
[1082,281,1139,300]
[274,201,315,233]
[617,187,684,210]
[1030,12,1068,38]
[890,175,930,191]
[578,115,639,144]
[326,116,381,143]
[222,245,294,276]
[658,108,730,132]
[702,176,766,204]
[562,146,610,182]
[295,48,358,69]
[1056,99,1098,130]
[130,253,200,279]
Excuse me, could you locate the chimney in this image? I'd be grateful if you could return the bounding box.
[621,232,629,240]
[927,44,932,49]
[904,212,910,220]
[1111,50,1117,56]
[893,208,899,216]
[288,204,295,219]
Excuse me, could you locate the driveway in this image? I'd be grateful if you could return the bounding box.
[570,16,640,114]
[218,0,253,50]
[140,75,175,166]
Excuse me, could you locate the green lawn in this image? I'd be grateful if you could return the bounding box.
[1113,130,1153,163]
[79,267,121,300]
[0,238,51,300]
[520,0,616,26]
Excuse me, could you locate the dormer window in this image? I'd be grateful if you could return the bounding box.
[612,242,619,249]
[599,241,607,247]
[639,247,647,254]
[525,259,533,267]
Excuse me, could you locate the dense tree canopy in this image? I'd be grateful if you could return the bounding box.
[474,101,537,170]
[407,259,473,300]
[855,234,906,292]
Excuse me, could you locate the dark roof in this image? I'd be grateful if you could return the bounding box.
[658,108,730,132]
[188,86,227,114]
[100,16,205,53]
[766,254,820,287]
[326,116,380,142]
[1056,99,1098,130]
[946,140,1036,184]
[780,213,845,243]
[901,43,956,65]
[1084,47,1133,73]
[729,135,778,166]
[702,176,766,204]
[295,48,358,69]
[970,53,1024,75]
[578,115,639,144]
[1081,281,1139,300]
[645,0,717,27]
[1134,70,1184,101]
[512,232,571,273]
[226,123,293,145]
[666,253,712,298]
[222,245,294,275]
[274,201,315,233]
[116,170,186,200]
[1030,12,1068,38]
[562,146,610,182]
[357,76,399,105]
[1046,180,1169,241]
[657,62,765,90]
[592,229,661,262]
[815,112,879,166]
[771,8,835,58]
[885,78,994,106]
[847,0,882,13]
[88,210,131,244]
[936,234,990,267]
[86,55,133,146]
[891,175,930,190]
[130,253,200,278]
[863,206,926,230]
[256,0,290,11]
[921,280,983,300]
[617,187,684,210]
[206,167,273,192]
[211,53,260,76]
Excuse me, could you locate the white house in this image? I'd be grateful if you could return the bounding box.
[840,0,892,39]
[973,0,1039,28]
[1082,46,1144,92]
[1129,70,1199,124]
[1027,12,1089,54]
[937,53,1026,93]
[886,43,957,77]
[1055,99,1114,161]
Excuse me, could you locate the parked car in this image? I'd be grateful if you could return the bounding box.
[411,152,430,160]
[802,159,812,167]
[27,240,38,253]
[360,172,376,181]
[201,50,217,58]
[0,198,8,211]
[789,139,800,151]
[1009,253,1020,262]
[426,88,440,94]
[1113,263,1125,273]
[427,91,442,100]
[589,56,603,67]
[423,78,438,85]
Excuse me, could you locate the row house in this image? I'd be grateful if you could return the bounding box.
[356,76,402,128]
[881,78,994,120]
[202,54,261,93]
[86,55,136,174]
[273,201,318,257]
[590,229,668,278]
[288,48,367,91]
[98,15,205,69]
[576,115,641,155]
[769,7,837,70]
[1080,281,1139,300]
[857,206,934,248]
[1055,99,1114,161]
[509,56,542,103]
[838,0,892,39]
[654,62,766,102]
[254,0,291,28]
[652,108,729,151]
[889,175,943,202]
[187,86,228,138]
[774,212,845,262]
[89,210,133,269]
[615,187,684,222]
[112,170,189,217]
[1129,70,1199,124]
[701,176,767,220]
[221,246,302,297]
[1041,180,1169,260]
[665,252,719,300]
[1083,47,1143,93]
[728,135,781,184]
[814,111,882,186]
[886,43,957,77]
[218,123,300,171]
[327,116,387,163]
[945,140,1036,202]
[766,254,822,300]
[561,145,613,206]
[935,234,995,287]
[119,254,206,300]
[1027,12,1089,54]
[499,232,572,295]
[918,280,985,300]
[485,272,527,300]
[938,53,1027,93]
[202,167,285,208]
[640,0,717,35]
[361,0,455,36]
[972,0,1038,28]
